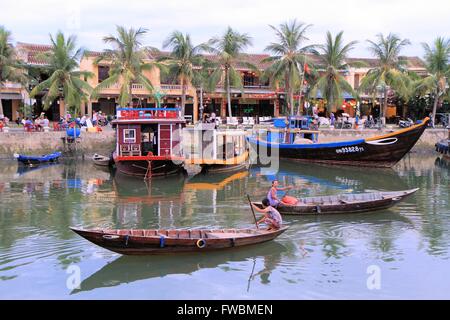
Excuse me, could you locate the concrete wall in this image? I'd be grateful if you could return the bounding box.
[0,130,116,159]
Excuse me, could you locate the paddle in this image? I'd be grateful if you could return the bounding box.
[246,194,259,229]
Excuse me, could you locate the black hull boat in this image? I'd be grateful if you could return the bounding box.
[114,157,183,178]
[248,118,429,168]
[253,189,418,215]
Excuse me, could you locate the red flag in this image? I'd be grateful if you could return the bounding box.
[304,63,310,74]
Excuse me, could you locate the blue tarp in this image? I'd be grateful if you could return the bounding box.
[314,90,354,99]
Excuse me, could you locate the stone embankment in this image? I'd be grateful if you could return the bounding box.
[0,126,446,158]
[0,130,115,159]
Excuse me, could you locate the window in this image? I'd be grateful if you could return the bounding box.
[123,129,136,143]
[98,66,110,83]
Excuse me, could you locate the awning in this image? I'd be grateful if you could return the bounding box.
[314,90,353,99]
[0,93,22,100]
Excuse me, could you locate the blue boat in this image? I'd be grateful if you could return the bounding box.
[14,152,62,166]
[248,118,429,168]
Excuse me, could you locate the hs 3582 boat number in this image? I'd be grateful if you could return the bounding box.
[335,146,365,154]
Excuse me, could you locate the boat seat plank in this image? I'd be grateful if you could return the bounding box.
[206,232,248,239]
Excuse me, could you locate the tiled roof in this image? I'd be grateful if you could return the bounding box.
[400,56,426,69]
[346,56,426,70]
[21,42,426,72]
[16,42,52,65]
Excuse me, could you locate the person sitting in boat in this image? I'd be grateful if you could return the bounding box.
[251,198,283,231]
[267,180,294,207]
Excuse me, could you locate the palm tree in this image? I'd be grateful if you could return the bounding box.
[0,26,27,116]
[159,31,204,117]
[203,27,255,118]
[263,20,313,116]
[91,26,158,108]
[359,33,411,125]
[310,31,358,113]
[30,31,92,115]
[416,37,450,125]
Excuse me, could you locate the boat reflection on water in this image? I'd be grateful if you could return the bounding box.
[250,160,409,198]
[435,156,450,169]
[112,172,187,227]
[14,162,61,178]
[71,241,288,295]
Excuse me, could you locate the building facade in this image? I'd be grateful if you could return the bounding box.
[1,41,427,122]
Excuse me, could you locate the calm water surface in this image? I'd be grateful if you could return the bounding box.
[0,154,449,299]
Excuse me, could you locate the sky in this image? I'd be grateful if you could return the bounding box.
[1,0,449,58]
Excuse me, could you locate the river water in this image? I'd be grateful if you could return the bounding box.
[0,154,449,299]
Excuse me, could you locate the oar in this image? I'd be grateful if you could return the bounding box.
[247,258,257,292]
[246,194,259,229]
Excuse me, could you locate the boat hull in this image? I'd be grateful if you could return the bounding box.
[15,152,62,166]
[201,162,249,174]
[254,189,418,215]
[114,159,183,178]
[70,227,288,255]
[249,119,429,168]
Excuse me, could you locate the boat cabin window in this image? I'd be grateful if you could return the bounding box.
[123,129,136,143]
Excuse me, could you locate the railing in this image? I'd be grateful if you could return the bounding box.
[160,84,189,91]
[243,84,271,89]
[3,82,23,89]
[116,107,181,120]
[100,83,189,92]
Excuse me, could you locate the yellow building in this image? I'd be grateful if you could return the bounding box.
[2,42,427,122]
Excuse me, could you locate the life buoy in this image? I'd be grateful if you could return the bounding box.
[196,239,206,249]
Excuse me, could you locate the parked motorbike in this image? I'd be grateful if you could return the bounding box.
[398,118,414,128]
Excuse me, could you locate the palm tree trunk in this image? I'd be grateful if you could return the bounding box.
[431,89,440,127]
[181,77,186,118]
[226,68,232,118]
[199,85,204,121]
[382,87,388,126]
[128,82,133,107]
[284,72,290,117]
[0,84,4,116]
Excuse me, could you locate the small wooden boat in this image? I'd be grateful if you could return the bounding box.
[70,226,288,255]
[14,151,62,166]
[253,189,418,215]
[248,118,430,168]
[92,154,111,167]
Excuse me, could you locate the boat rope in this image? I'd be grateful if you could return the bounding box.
[124,235,130,246]
[159,236,165,248]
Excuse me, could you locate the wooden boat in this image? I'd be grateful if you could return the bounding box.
[111,108,185,178]
[248,118,430,168]
[14,151,62,166]
[92,154,111,167]
[253,189,418,215]
[183,124,249,174]
[70,226,288,255]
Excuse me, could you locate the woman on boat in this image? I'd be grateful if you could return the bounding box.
[252,198,283,231]
[268,180,293,207]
